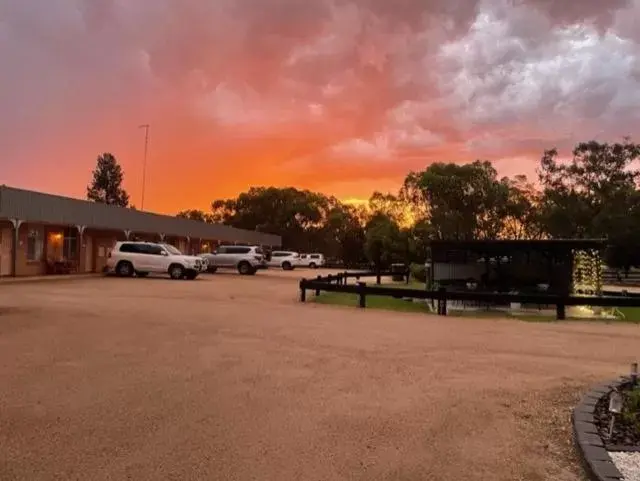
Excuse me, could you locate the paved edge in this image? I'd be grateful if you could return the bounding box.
[572,377,630,481]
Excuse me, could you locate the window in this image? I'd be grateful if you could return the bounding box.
[146,244,164,255]
[216,246,228,254]
[227,247,251,254]
[310,254,320,259]
[162,244,182,255]
[119,243,139,253]
[62,227,78,260]
[26,228,44,261]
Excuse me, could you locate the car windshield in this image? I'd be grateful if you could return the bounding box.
[163,244,182,255]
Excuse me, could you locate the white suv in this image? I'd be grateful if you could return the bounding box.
[267,251,301,270]
[106,241,204,280]
[199,245,266,275]
[299,253,325,269]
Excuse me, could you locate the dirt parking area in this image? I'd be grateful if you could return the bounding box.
[0,270,638,480]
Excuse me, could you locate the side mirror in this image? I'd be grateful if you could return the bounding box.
[161,251,168,256]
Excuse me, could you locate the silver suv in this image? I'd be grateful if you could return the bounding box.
[199,245,266,275]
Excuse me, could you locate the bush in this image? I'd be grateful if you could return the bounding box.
[410,263,427,283]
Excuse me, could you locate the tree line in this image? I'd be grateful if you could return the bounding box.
[176,140,640,271]
[85,141,640,271]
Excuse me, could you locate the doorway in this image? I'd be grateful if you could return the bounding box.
[0,228,13,276]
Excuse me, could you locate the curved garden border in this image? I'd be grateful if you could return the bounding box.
[572,377,632,481]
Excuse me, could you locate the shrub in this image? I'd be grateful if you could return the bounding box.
[410,263,427,283]
[623,387,640,432]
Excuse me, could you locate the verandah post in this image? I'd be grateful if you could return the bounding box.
[437,287,447,315]
[358,282,366,308]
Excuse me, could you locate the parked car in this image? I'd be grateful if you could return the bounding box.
[199,245,266,275]
[267,251,301,270]
[106,241,203,280]
[299,253,325,269]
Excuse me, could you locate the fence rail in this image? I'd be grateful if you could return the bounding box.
[299,272,640,320]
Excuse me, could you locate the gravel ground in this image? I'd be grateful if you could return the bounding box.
[0,270,639,480]
[610,452,640,481]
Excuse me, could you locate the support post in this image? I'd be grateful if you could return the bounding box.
[76,225,86,273]
[315,275,321,296]
[300,279,307,302]
[124,230,131,240]
[159,233,165,242]
[556,302,566,320]
[10,219,23,277]
[358,282,366,308]
[437,287,447,316]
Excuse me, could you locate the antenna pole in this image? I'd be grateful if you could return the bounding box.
[138,124,150,210]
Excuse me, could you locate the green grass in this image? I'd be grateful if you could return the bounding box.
[614,307,640,323]
[311,281,640,323]
[312,291,433,313]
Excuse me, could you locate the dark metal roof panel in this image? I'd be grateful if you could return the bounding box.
[0,186,281,246]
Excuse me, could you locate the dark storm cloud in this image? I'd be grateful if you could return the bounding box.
[1,0,639,193]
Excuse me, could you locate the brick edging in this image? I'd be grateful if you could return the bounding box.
[572,377,629,481]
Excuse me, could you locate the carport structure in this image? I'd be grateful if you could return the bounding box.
[0,185,281,277]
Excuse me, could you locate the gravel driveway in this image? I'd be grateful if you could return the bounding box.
[0,270,638,480]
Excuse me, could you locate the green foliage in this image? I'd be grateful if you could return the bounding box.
[177,209,213,223]
[365,213,406,268]
[86,153,130,207]
[188,138,640,271]
[622,387,640,431]
[410,263,427,283]
[401,161,539,240]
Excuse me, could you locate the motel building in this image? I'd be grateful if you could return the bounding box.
[0,185,282,277]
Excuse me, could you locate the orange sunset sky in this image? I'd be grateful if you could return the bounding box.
[2,0,640,214]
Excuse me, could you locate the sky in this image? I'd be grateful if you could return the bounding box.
[2,0,640,214]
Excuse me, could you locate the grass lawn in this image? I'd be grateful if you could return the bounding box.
[616,307,640,323]
[312,291,433,313]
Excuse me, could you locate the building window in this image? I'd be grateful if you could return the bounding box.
[63,227,78,260]
[26,228,44,261]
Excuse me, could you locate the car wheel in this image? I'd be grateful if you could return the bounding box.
[185,271,198,280]
[169,264,184,280]
[237,261,253,275]
[136,271,149,278]
[282,261,292,271]
[116,261,134,277]
[309,262,317,269]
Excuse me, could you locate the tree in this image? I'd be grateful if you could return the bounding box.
[368,192,410,227]
[177,209,213,223]
[321,204,367,266]
[500,175,543,239]
[538,140,640,239]
[364,213,405,269]
[211,187,336,251]
[86,153,130,207]
[401,161,509,240]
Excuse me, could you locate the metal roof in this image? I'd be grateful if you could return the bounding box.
[0,185,281,246]
[429,238,606,253]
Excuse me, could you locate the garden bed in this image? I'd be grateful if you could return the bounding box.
[594,381,640,450]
